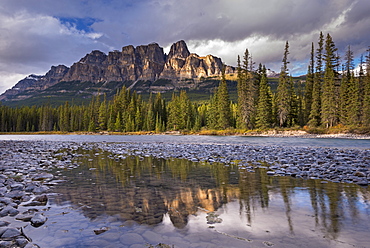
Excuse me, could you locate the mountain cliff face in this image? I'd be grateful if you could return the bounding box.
[0,40,235,102]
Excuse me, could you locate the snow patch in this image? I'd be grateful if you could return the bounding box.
[25,75,41,81]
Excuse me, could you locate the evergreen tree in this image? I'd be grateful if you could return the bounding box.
[321,33,339,128]
[255,65,273,128]
[98,96,108,130]
[358,54,365,125]
[308,32,324,127]
[114,112,123,131]
[276,41,292,127]
[167,91,192,130]
[216,67,232,129]
[304,43,315,123]
[347,72,360,125]
[237,49,257,129]
[107,105,115,132]
[207,94,219,129]
[88,119,96,132]
[339,46,355,125]
[362,48,370,127]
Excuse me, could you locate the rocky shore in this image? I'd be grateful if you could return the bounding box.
[0,140,369,247]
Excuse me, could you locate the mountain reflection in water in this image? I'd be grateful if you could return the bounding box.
[49,148,370,246]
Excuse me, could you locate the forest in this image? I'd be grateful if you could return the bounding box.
[1,32,370,134]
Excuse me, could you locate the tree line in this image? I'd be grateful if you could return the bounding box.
[1,32,370,133]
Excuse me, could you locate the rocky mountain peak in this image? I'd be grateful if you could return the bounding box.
[1,40,236,103]
[79,50,107,65]
[167,40,190,60]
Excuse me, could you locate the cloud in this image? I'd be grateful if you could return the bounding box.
[1,0,370,94]
[0,9,108,94]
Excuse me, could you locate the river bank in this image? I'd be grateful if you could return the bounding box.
[1,130,370,140]
[0,139,369,247]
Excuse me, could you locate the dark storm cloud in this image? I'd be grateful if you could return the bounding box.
[1,0,369,93]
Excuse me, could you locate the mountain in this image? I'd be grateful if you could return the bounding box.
[0,40,236,105]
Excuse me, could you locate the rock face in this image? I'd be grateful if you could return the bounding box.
[0,40,235,102]
[0,65,69,101]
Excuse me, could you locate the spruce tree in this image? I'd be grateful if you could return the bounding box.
[347,72,360,126]
[308,32,324,127]
[237,49,256,129]
[207,94,219,129]
[236,55,246,128]
[255,65,273,128]
[339,46,353,125]
[321,33,339,128]
[304,43,315,124]
[362,48,370,127]
[276,41,292,127]
[98,96,107,130]
[216,67,232,129]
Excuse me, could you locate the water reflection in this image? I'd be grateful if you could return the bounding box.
[50,149,370,246]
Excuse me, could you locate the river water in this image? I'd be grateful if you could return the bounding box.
[1,135,370,247]
[1,134,370,148]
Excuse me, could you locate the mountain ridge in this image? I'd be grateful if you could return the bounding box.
[0,40,236,103]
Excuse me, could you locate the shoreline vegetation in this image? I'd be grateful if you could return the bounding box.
[1,127,370,139]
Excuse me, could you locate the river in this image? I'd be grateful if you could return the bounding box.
[1,134,370,148]
[1,135,369,247]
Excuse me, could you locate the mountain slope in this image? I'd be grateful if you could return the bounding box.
[0,40,236,105]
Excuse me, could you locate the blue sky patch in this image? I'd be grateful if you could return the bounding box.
[57,17,102,33]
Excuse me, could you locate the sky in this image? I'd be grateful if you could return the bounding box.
[1,0,370,94]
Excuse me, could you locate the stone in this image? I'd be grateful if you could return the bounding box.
[0,241,12,247]
[5,190,25,200]
[30,213,47,227]
[0,197,13,205]
[31,173,53,181]
[0,221,10,227]
[142,230,162,244]
[94,227,109,235]
[120,233,145,245]
[206,212,222,224]
[1,227,21,238]
[0,206,19,217]
[354,171,366,177]
[10,183,24,191]
[16,209,38,221]
[24,243,41,248]
[32,185,49,194]
[16,237,29,247]
[33,194,48,204]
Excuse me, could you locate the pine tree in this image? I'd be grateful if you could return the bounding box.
[308,32,324,127]
[304,43,315,123]
[216,67,232,129]
[362,48,370,127]
[276,41,292,127]
[358,55,365,125]
[321,33,339,128]
[339,45,355,125]
[167,91,192,130]
[98,96,108,130]
[255,65,273,128]
[237,49,257,129]
[236,55,246,128]
[88,119,96,132]
[347,72,360,125]
[207,93,219,129]
[114,112,123,131]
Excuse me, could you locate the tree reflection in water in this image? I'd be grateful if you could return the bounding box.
[51,148,370,241]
